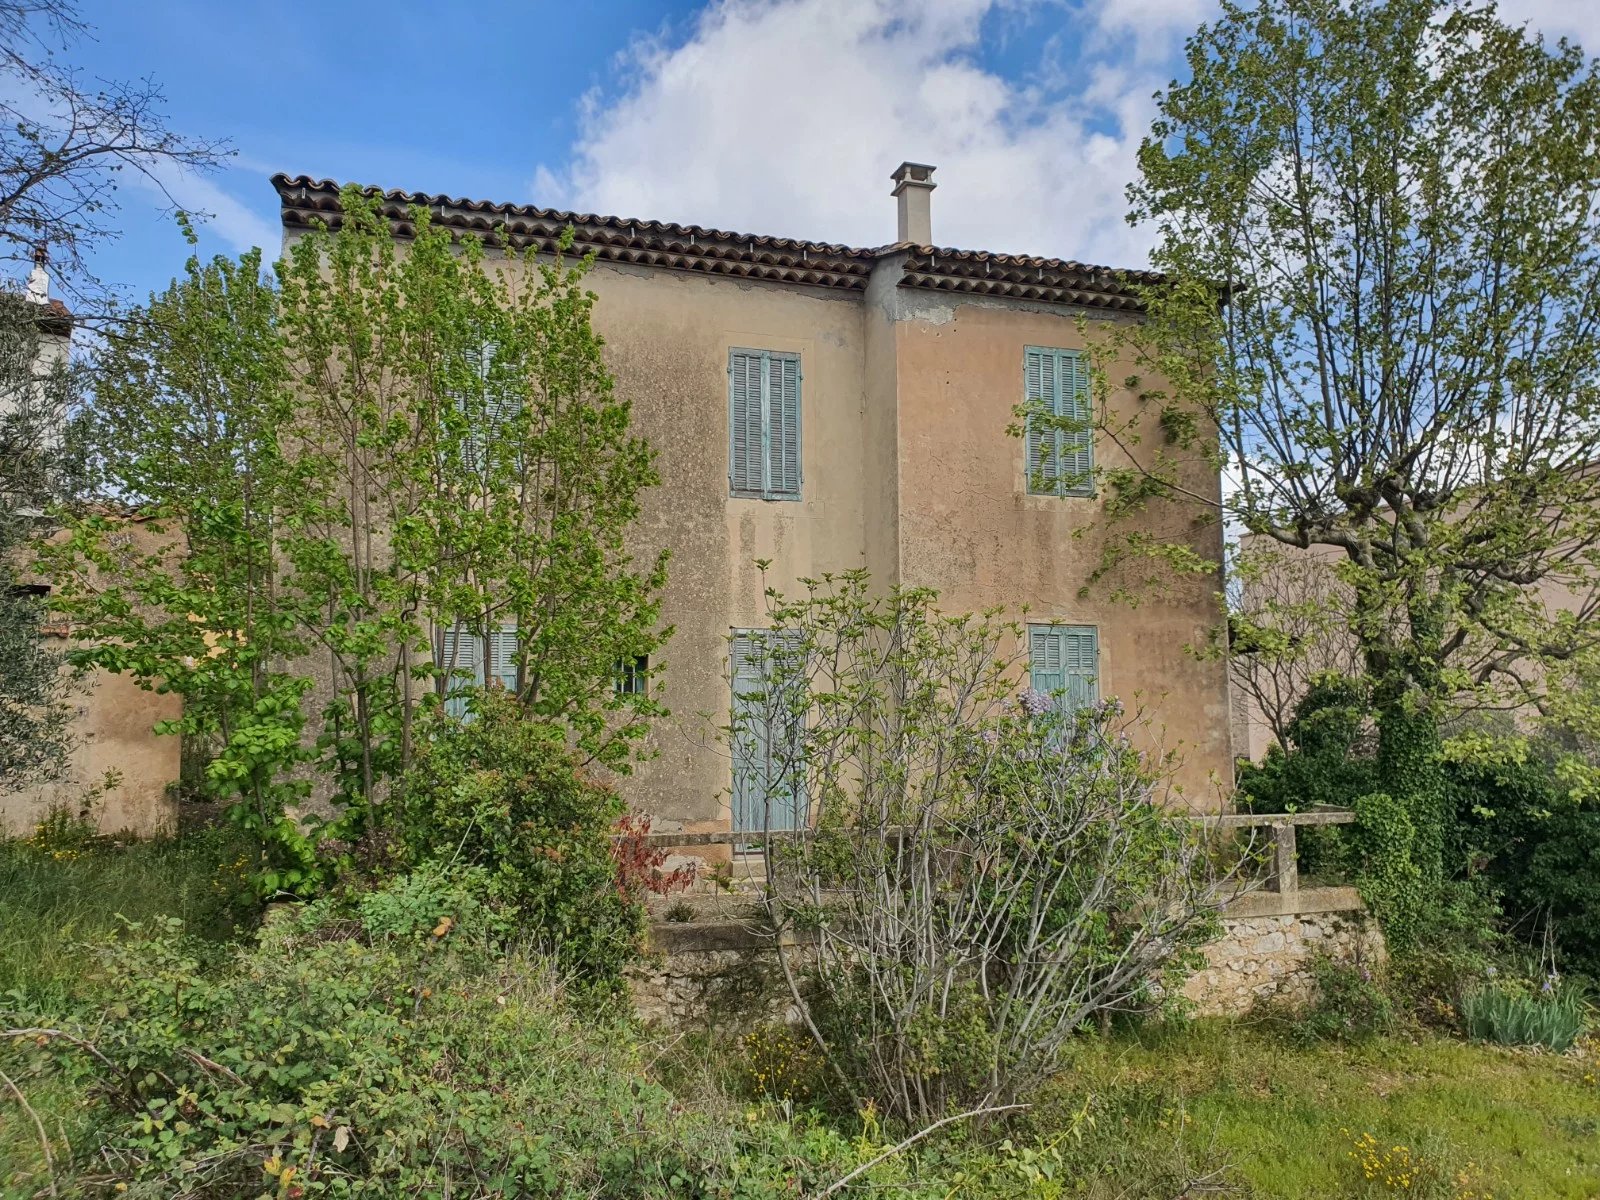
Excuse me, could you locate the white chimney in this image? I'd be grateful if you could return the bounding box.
[25,243,49,304]
[890,162,937,246]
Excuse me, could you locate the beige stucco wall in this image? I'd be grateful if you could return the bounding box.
[878,278,1231,804]
[0,650,180,837]
[573,252,1231,819]
[575,262,874,829]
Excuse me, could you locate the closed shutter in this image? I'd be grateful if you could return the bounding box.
[488,625,519,696]
[770,353,801,497]
[460,339,521,470]
[729,351,765,495]
[441,625,482,719]
[729,349,802,500]
[1029,625,1099,711]
[1059,352,1093,493]
[730,630,805,834]
[730,632,770,834]
[440,622,519,717]
[1024,347,1093,496]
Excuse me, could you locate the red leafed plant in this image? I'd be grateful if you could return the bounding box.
[611,812,696,900]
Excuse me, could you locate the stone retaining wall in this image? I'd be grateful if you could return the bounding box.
[630,886,1384,1027]
[1179,892,1385,1016]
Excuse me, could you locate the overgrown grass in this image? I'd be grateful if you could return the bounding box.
[0,822,255,1009]
[1029,1020,1600,1199]
[1,821,258,1196]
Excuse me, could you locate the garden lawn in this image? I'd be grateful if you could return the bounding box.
[1039,1020,1600,1199]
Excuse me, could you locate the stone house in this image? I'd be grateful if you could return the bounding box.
[275,162,1233,837]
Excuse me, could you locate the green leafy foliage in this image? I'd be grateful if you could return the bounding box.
[49,189,669,897]
[0,894,900,1199]
[1451,751,1600,981]
[1279,953,1398,1044]
[740,574,1231,1124]
[385,691,643,991]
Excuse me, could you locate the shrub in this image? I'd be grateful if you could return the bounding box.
[738,576,1235,1124]
[385,694,643,991]
[1,889,905,1199]
[1460,979,1588,1052]
[1451,752,1600,981]
[1281,953,1397,1043]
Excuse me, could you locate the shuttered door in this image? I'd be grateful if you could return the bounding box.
[730,631,805,835]
[488,625,519,696]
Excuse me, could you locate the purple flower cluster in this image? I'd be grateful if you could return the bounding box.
[1017,688,1053,717]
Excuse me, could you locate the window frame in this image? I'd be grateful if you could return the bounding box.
[728,347,803,502]
[1026,622,1101,712]
[1023,345,1095,498]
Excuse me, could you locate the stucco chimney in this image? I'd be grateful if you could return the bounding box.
[890,162,936,246]
[25,243,49,304]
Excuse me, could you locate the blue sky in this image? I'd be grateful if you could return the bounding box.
[55,0,1600,308]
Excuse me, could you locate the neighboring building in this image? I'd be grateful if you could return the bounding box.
[0,254,181,836]
[276,163,1234,830]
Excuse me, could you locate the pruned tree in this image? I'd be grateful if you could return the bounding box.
[0,0,229,298]
[1086,0,1600,886]
[729,573,1240,1124]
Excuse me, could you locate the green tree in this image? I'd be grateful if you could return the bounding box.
[48,193,669,892]
[1099,0,1600,890]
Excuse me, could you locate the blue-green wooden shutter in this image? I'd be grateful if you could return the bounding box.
[1029,625,1099,710]
[1059,352,1093,494]
[730,632,769,834]
[441,625,482,719]
[488,625,519,695]
[729,351,764,495]
[1024,348,1093,496]
[730,630,805,834]
[1024,348,1053,494]
[442,622,518,717]
[729,349,801,500]
[769,353,801,498]
[1028,625,1066,694]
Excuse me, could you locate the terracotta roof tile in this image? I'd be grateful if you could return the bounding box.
[272,175,1158,311]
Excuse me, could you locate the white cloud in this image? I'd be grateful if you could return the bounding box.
[532,0,1600,270]
[532,0,1169,267]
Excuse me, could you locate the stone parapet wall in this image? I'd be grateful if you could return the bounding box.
[629,886,1384,1028]
[1180,901,1385,1016]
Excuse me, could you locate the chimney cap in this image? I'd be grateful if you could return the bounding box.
[890,162,937,194]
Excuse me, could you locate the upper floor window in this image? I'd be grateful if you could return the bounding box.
[455,339,521,470]
[729,348,802,501]
[1027,623,1100,711]
[1024,346,1093,497]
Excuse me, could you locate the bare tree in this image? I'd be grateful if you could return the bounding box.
[0,0,229,298]
[729,574,1246,1124]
